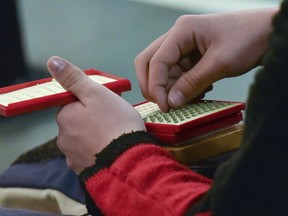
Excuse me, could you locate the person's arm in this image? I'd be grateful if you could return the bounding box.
[46,56,213,216]
[79,132,212,216]
[135,8,278,112]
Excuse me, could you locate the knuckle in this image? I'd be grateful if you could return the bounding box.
[134,53,143,67]
[56,104,75,126]
[62,71,84,90]
[56,109,65,126]
[174,15,195,27]
[175,15,190,26]
[56,135,65,152]
[183,73,202,90]
[149,57,169,72]
[142,90,154,102]
[66,158,75,170]
[149,57,158,67]
[179,73,204,98]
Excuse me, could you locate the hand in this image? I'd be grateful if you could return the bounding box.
[135,8,277,112]
[47,56,146,174]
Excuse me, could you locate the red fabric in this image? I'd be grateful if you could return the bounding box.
[85,144,212,216]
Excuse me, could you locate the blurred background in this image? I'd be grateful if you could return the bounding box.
[0,0,281,172]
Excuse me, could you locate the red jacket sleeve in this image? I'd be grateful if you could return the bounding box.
[79,131,212,216]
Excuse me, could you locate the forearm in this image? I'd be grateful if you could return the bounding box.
[79,131,212,216]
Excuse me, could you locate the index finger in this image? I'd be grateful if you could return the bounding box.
[134,33,168,101]
[148,24,197,110]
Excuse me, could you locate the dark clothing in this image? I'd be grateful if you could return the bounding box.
[79,1,288,215]
[0,1,28,87]
[188,1,288,215]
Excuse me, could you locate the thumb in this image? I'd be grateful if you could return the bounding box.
[47,56,100,102]
[168,51,221,108]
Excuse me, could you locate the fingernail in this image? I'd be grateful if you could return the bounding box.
[51,58,65,73]
[169,89,185,107]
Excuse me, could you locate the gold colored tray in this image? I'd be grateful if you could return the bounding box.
[165,125,244,165]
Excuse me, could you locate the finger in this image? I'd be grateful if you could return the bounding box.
[134,33,168,101]
[168,48,224,108]
[47,56,103,103]
[148,26,198,111]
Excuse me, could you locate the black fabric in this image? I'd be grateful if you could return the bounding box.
[79,130,158,182]
[188,1,288,215]
[0,1,28,87]
[82,190,104,216]
[12,137,64,165]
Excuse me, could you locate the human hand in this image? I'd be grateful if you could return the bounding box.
[135,8,277,112]
[47,56,146,174]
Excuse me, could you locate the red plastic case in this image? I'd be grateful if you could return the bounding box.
[134,100,245,145]
[0,69,131,117]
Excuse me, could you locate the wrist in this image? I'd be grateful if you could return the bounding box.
[79,130,159,180]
